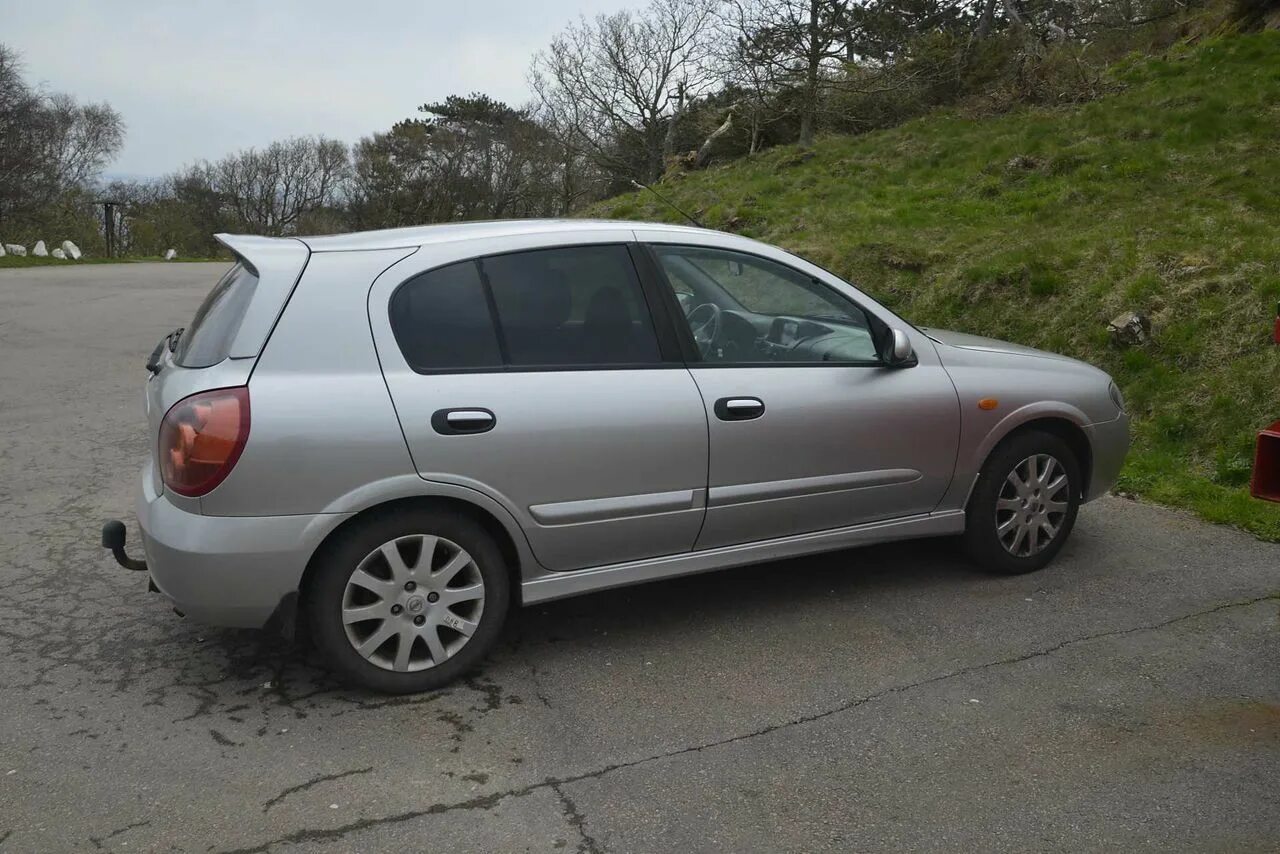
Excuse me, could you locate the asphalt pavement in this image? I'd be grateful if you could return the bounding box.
[0,262,1276,852]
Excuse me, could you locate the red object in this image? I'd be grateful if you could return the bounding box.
[1252,421,1280,503]
[159,386,250,497]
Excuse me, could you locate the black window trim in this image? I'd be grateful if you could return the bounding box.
[628,242,700,364]
[388,241,686,376]
[636,242,895,370]
[474,257,512,365]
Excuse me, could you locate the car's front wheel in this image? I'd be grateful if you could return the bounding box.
[963,430,1082,575]
[306,507,510,693]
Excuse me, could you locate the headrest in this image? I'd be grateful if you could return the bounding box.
[515,265,571,328]
[584,286,631,330]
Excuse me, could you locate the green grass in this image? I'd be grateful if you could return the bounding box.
[591,33,1280,540]
[0,254,221,268]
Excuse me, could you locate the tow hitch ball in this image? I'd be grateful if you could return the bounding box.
[102,520,148,571]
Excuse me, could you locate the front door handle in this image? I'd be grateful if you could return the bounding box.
[714,397,765,421]
[432,408,496,435]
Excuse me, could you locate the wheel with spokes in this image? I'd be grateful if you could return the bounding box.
[306,508,510,693]
[963,430,1082,574]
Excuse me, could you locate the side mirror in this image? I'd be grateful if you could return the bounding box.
[886,328,915,367]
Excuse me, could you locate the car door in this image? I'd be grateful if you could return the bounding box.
[369,232,709,571]
[639,236,960,550]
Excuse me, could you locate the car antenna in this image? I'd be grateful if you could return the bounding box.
[629,180,704,229]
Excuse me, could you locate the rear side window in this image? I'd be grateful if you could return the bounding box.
[389,261,503,371]
[483,245,661,367]
[175,263,259,368]
[389,245,662,371]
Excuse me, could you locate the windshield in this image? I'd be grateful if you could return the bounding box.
[173,262,259,368]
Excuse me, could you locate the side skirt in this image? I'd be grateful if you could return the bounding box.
[520,510,966,604]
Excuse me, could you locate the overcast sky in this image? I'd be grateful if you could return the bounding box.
[3,0,634,178]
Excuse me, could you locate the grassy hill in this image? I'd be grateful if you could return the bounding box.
[593,32,1280,540]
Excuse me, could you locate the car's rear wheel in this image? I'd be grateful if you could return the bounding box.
[306,508,510,693]
[963,430,1081,575]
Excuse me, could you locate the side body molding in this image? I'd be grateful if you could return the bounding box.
[708,469,921,507]
[521,509,965,603]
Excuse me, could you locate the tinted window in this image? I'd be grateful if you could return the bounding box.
[482,245,661,366]
[390,261,503,371]
[175,263,259,368]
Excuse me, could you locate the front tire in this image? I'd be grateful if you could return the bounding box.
[306,508,510,693]
[963,430,1081,575]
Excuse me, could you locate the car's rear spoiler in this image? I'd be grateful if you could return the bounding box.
[212,234,311,360]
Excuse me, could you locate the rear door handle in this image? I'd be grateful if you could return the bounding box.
[432,408,496,435]
[714,397,765,421]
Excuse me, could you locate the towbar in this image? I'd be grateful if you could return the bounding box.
[102,520,148,571]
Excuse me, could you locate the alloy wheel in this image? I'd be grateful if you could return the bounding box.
[341,534,485,672]
[995,453,1071,557]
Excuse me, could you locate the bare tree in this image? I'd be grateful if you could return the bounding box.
[721,1,985,146]
[0,44,123,232]
[38,93,125,190]
[347,93,574,229]
[0,45,42,225]
[694,102,740,166]
[531,0,718,183]
[723,0,854,147]
[207,137,348,234]
[717,1,785,153]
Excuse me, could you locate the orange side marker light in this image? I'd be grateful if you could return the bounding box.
[978,398,999,411]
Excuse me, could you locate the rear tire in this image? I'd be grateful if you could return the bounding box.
[963,430,1081,575]
[306,508,510,693]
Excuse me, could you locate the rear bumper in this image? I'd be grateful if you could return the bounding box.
[1083,413,1130,501]
[135,465,350,628]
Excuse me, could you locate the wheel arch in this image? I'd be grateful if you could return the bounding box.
[972,416,1093,505]
[1020,418,1093,498]
[298,495,527,618]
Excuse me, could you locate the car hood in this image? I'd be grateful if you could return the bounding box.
[921,327,1079,364]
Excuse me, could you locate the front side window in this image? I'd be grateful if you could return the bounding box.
[389,244,663,372]
[652,246,883,366]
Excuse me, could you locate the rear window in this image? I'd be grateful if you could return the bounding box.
[175,263,259,368]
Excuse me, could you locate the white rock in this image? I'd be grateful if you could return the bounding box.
[32,240,48,257]
[164,248,177,261]
[5,244,26,257]
[0,243,6,257]
[51,248,67,259]
[61,240,82,260]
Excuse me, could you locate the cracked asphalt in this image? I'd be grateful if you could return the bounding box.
[1,262,1278,853]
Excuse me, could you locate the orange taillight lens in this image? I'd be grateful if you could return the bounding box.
[158,387,250,497]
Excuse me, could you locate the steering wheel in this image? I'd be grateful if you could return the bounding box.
[685,303,722,358]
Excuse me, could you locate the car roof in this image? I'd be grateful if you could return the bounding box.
[287,219,715,252]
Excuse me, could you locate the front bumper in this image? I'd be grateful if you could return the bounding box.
[1083,413,1130,501]
[134,466,350,628]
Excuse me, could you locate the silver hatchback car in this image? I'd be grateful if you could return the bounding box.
[104,220,1129,693]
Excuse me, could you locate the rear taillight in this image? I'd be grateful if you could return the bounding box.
[159,386,250,497]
